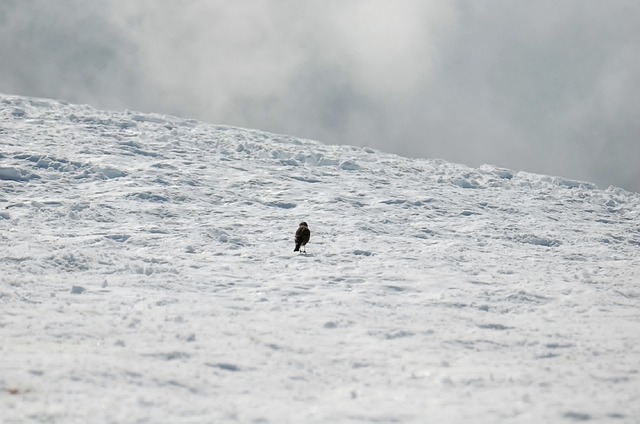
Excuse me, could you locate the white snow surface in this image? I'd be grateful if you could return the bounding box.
[1,93,639,423]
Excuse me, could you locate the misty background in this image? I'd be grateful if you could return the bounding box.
[1,0,638,192]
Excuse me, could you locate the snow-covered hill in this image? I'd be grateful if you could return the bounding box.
[1,93,639,423]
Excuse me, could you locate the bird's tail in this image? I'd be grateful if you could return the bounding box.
[294,243,301,252]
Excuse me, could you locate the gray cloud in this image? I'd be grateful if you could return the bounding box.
[1,0,638,192]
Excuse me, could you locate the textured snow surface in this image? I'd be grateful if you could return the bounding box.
[1,94,639,423]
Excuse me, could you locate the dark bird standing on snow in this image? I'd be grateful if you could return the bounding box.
[294,222,311,253]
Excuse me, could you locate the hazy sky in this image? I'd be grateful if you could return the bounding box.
[2,0,638,192]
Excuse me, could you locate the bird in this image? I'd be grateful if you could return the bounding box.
[294,222,311,253]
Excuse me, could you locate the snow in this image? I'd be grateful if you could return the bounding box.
[1,93,639,423]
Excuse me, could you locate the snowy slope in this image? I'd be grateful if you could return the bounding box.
[1,93,639,423]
